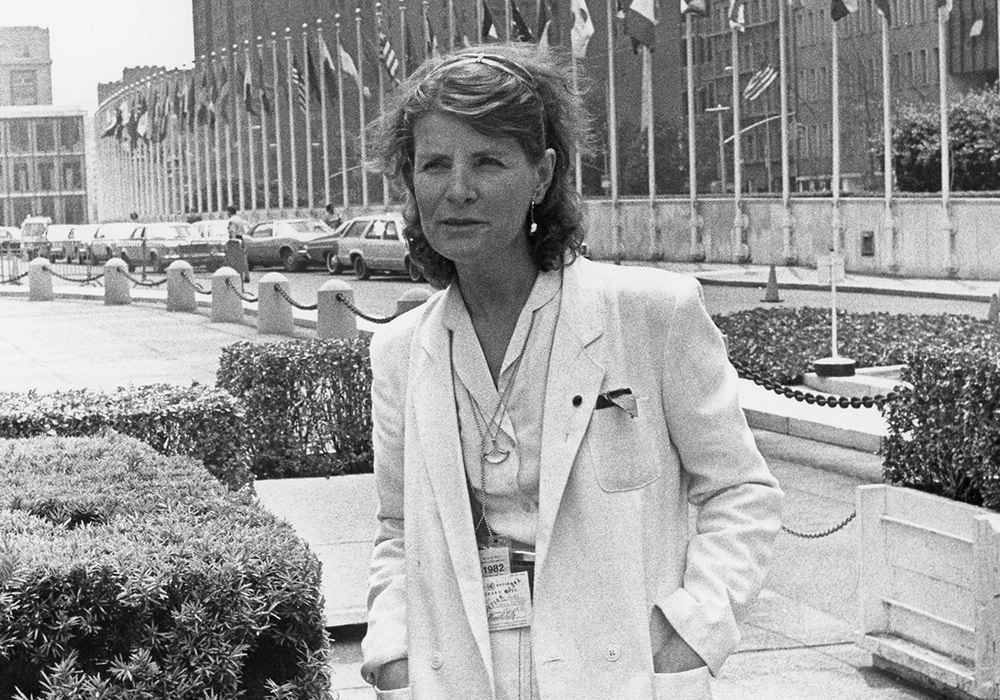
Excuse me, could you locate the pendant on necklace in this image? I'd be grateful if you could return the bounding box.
[483,443,510,464]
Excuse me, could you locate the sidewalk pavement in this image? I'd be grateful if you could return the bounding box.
[0,262,967,699]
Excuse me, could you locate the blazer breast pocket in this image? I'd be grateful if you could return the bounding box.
[583,397,660,492]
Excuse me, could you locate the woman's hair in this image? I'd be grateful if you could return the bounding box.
[374,43,592,287]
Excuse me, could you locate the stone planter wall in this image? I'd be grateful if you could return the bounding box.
[857,484,1000,699]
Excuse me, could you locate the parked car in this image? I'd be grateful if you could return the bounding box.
[20,216,52,260]
[117,222,226,272]
[194,219,231,240]
[43,225,75,261]
[87,222,140,264]
[330,212,423,282]
[301,220,349,273]
[62,224,101,264]
[244,218,334,272]
[0,226,21,255]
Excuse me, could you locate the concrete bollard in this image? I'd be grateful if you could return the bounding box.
[396,288,432,316]
[211,266,245,323]
[166,260,197,312]
[28,257,53,301]
[317,278,358,339]
[258,272,295,336]
[104,258,131,306]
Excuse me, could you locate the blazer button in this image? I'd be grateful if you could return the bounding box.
[572,395,583,407]
[430,651,444,669]
[605,644,621,662]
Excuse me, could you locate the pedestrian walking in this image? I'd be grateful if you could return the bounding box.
[324,202,343,230]
[224,204,250,286]
[361,44,783,700]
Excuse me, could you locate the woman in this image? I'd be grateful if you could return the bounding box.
[362,44,782,700]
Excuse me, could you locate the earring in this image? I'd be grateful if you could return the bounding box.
[528,198,538,236]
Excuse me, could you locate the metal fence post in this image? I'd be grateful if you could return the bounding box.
[317,278,357,339]
[28,258,53,301]
[104,259,131,306]
[258,271,295,336]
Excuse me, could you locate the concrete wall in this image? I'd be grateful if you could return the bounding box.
[581,196,1000,280]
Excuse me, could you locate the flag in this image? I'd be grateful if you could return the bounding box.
[511,1,534,41]
[873,0,891,22]
[186,75,197,129]
[379,29,401,85]
[339,41,371,98]
[158,83,170,141]
[406,26,420,74]
[728,0,746,30]
[291,55,308,112]
[254,45,272,115]
[831,0,858,21]
[306,45,322,104]
[571,0,595,57]
[243,51,258,115]
[618,0,656,50]
[937,0,951,14]
[319,38,340,98]
[743,64,778,100]
[424,10,439,57]
[538,0,554,48]
[101,103,122,138]
[681,0,709,17]
[482,1,500,41]
[197,68,216,126]
[217,62,232,120]
[135,96,150,142]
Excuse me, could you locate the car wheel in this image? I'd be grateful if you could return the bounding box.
[246,259,255,272]
[280,249,303,272]
[353,256,371,280]
[326,252,342,275]
[149,254,164,273]
[406,259,425,283]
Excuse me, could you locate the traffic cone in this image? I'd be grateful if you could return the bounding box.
[989,294,999,324]
[762,265,782,303]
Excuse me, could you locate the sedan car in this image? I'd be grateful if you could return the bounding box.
[194,219,231,239]
[331,212,423,282]
[244,218,334,272]
[301,220,349,273]
[88,222,141,264]
[0,226,20,255]
[62,224,101,264]
[117,222,226,272]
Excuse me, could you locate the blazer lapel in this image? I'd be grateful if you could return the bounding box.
[410,305,494,686]
[536,260,606,575]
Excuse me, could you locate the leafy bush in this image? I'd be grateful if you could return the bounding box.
[713,307,1000,385]
[0,434,332,700]
[0,384,250,491]
[217,338,373,479]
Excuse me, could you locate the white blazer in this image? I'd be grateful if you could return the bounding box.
[361,257,783,700]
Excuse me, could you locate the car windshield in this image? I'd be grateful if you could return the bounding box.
[285,220,332,234]
[147,224,195,240]
[200,222,228,238]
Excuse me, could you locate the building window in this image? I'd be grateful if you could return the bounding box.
[38,160,56,191]
[920,49,928,84]
[10,70,38,106]
[59,119,82,151]
[36,121,56,153]
[39,196,56,220]
[9,121,30,153]
[63,159,83,189]
[64,195,86,224]
[13,162,30,192]
[12,198,32,225]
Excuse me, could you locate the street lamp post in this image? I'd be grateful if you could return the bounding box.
[706,104,730,193]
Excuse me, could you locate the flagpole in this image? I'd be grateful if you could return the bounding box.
[356,8,370,207]
[605,0,620,259]
[317,21,332,209]
[685,13,699,259]
[643,47,657,258]
[505,0,512,41]
[243,41,258,211]
[572,50,583,195]
[731,28,742,207]
[145,80,154,218]
[778,0,792,261]
[183,74,195,215]
[400,0,409,79]
[422,0,431,59]
[270,32,284,210]
[210,52,223,213]
[938,3,953,271]
[226,46,242,210]
[222,47,235,209]
[195,57,205,213]
[448,0,456,49]
[831,16,842,263]
[476,0,483,40]
[285,28,299,211]
[302,23,314,211]
[256,38,271,212]
[881,12,895,270]
[377,2,392,205]
[336,14,350,207]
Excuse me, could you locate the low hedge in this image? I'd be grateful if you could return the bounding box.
[883,347,1000,511]
[0,384,250,491]
[713,307,1000,384]
[0,434,331,699]
[217,338,373,479]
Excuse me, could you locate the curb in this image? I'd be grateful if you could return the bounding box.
[693,276,993,303]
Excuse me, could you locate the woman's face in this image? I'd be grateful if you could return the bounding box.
[412,112,554,271]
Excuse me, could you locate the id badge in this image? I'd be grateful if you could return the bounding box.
[478,536,511,579]
[483,571,532,631]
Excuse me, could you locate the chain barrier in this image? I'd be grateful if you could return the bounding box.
[225,277,258,303]
[730,359,897,409]
[273,284,318,311]
[120,270,168,287]
[45,266,105,285]
[1,270,29,284]
[781,510,856,539]
[335,292,399,324]
[180,271,211,295]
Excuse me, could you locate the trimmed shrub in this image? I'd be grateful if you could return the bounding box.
[217,338,373,479]
[0,384,250,491]
[882,347,1000,511]
[0,434,331,700]
[713,307,1000,384]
